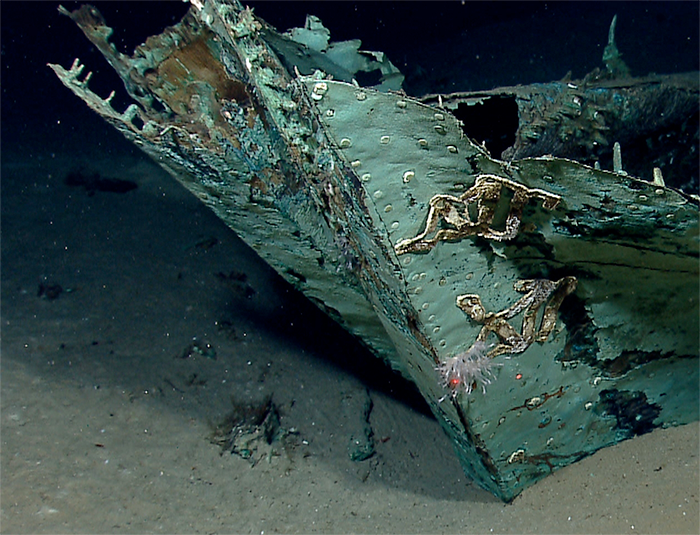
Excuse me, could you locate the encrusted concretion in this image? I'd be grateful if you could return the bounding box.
[395,174,561,255]
[456,276,578,358]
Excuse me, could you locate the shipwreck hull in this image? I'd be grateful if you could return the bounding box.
[50,1,699,501]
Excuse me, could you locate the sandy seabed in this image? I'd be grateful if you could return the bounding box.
[1,139,697,535]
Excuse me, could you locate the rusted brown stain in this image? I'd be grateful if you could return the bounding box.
[248,175,268,194]
[140,33,255,137]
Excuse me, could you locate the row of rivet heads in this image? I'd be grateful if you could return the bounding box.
[313,81,473,341]
[404,269,483,349]
[356,103,488,354]
[540,173,677,218]
[413,272,520,354]
[312,82,468,174]
[327,123,462,236]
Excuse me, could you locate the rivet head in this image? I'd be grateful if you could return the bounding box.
[350,159,362,168]
[373,190,384,199]
[311,82,328,101]
[360,173,372,182]
[526,397,542,409]
[434,112,445,121]
[434,125,446,135]
[380,135,391,144]
[396,100,407,108]
[325,109,335,117]
[402,170,415,183]
[446,145,458,153]
[418,138,428,147]
[508,449,525,464]
[355,91,367,101]
[384,204,393,213]
[339,138,352,148]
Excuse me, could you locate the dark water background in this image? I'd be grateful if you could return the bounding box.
[3,1,699,159]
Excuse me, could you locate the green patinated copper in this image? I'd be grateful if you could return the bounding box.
[50,0,698,501]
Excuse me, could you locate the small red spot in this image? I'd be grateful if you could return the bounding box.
[450,378,461,387]
[515,373,523,380]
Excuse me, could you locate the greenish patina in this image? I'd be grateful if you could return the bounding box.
[49,0,698,501]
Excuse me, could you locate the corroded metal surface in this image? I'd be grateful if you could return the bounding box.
[49,0,699,501]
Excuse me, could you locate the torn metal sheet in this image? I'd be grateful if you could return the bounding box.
[49,0,699,501]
